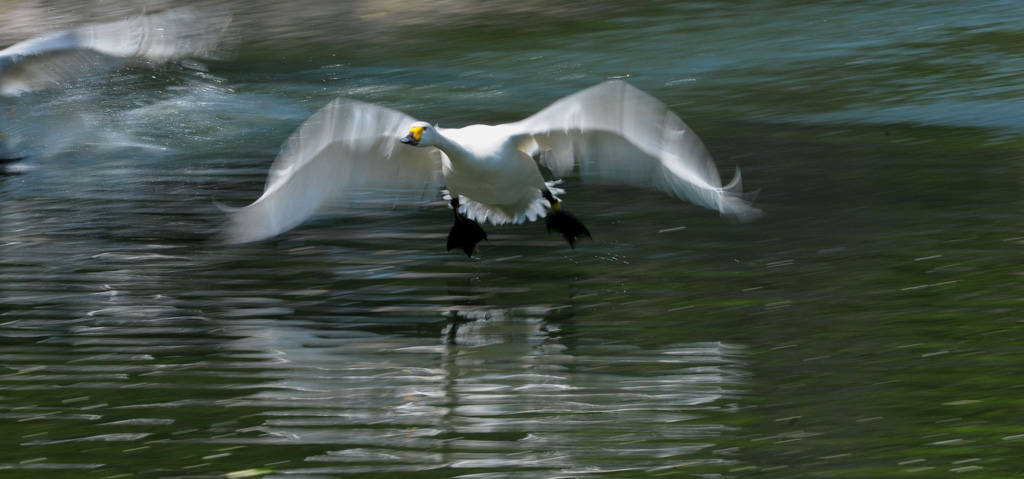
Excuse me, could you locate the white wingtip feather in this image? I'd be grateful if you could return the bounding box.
[718,166,763,223]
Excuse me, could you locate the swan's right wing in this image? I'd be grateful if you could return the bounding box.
[224,98,444,244]
[0,7,230,96]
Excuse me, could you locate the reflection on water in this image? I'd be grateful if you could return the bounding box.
[228,312,745,476]
[1,244,749,476]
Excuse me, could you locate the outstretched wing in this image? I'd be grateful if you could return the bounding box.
[0,7,231,96]
[224,98,444,243]
[509,80,761,222]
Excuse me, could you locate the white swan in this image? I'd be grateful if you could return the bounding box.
[0,7,230,96]
[0,7,231,164]
[224,80,762,255]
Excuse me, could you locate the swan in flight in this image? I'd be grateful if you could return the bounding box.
[0,7,231,165]
[224,80,762,256]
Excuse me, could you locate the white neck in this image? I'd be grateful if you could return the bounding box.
[428,128,470,163]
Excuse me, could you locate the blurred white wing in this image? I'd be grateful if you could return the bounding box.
[224,98,445,243]
[0,7,231,96]
[510,80,761,222]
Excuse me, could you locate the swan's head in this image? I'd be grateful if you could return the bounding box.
[399,121,434,147]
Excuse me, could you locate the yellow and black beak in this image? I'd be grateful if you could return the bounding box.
[400,126,425,146]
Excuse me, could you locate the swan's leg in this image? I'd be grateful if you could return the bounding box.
[543,189,591,247]
[446,196,487,257]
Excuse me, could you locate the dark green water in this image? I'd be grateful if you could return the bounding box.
[1,1,1022,478]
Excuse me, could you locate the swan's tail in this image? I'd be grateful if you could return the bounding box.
[443,181,565,226]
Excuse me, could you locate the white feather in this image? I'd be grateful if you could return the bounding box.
[511,80,762,222]
[443,181,564,225]
[223,98,443,244]
[0,7,231,96]
[224,80,761,243]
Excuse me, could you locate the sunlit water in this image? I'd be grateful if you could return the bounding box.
[1,1,1022,478]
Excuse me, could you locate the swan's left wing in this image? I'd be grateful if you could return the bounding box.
[508,80,761,222]
[223,98,444,244]
[0,7,230,96]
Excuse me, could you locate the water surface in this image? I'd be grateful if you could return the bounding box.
[1,1,1022,478]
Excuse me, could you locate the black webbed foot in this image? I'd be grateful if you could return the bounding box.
[446,196,487,257]
[543,189,590,248]
[546,208,591,247]
[448,215,488,257]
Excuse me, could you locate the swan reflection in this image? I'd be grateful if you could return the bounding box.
[224,301,748,476]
